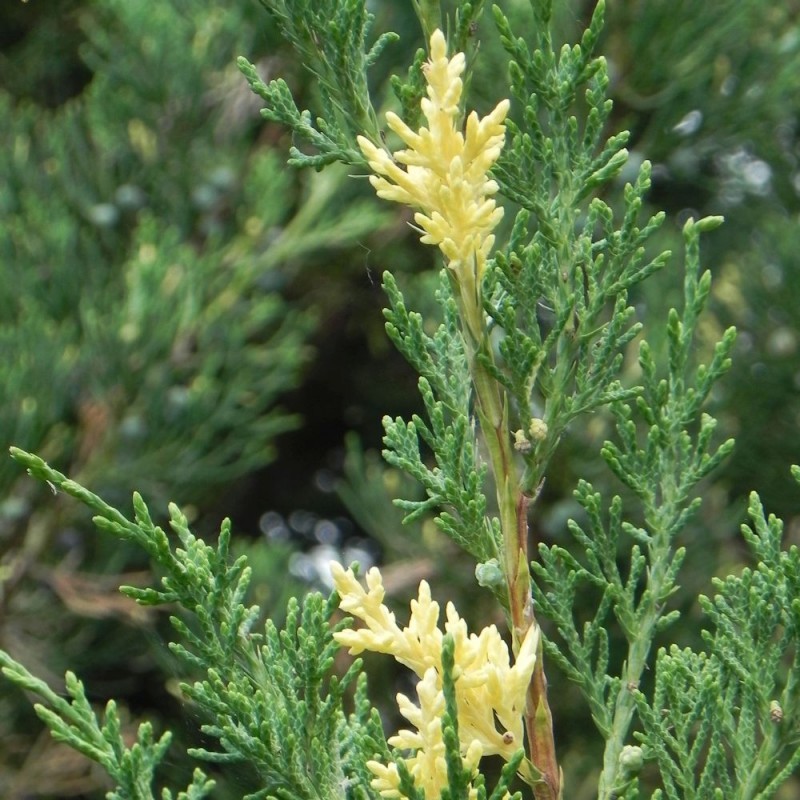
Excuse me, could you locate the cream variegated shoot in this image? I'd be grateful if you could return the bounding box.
[367,669,485,800]
[357,29,560,800]
[357,29,509,340]
[332,562,538,799]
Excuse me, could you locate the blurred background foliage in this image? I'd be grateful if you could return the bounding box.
[0,0,799,798]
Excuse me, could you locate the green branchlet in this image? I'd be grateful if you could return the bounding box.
[532,216,736,798]
[390,46,428,131]
[5,447,386,800]
[635,478,800,800]
[237,0,396,167]
[382,271,498,565]
[0,652,214,800]
[492,1,624,213]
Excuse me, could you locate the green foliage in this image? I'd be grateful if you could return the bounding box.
[238,0,398,167]
[492,1,626,209]
[601,218,736,523]
[0,0,394,512]
[3,1,800,799]
[635,484,800,800]
[0,654,214,800]
[529,216,737,796]
[487,0,674,490]
[0,0,361,505]
[5,448,387,800]
[602,0,800,522]
[381,271,497,564]
[1,4,392,792]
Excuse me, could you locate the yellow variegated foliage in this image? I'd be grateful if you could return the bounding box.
[357,29,509,338]
[331,562,537,799]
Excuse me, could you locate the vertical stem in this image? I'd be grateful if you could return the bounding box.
[597,539,670,800]
[597,623,654,799]
[467,329,561,800]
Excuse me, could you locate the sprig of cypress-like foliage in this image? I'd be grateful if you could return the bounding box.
[635,477,800,800]
[529,217,736,798]
[4,448,387,800]
[238,0,398,167]
[0,655,214,800]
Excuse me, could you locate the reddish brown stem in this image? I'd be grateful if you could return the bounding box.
[513,493,561,800]
[467,327,561,800]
